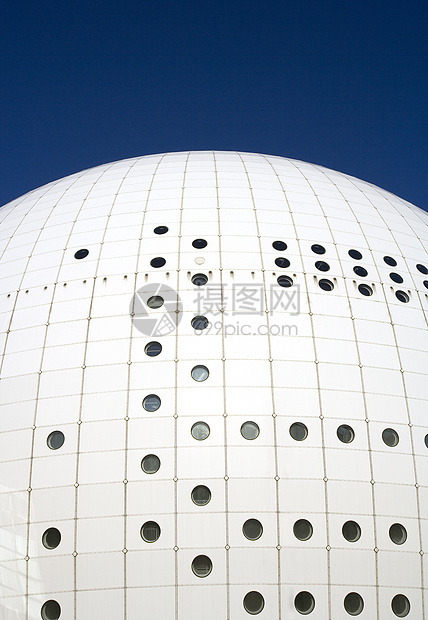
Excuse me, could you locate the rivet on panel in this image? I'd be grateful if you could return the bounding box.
[224,475,229,481]
[275,475,280,481]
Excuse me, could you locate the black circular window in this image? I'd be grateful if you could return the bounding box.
[41,601,61,620]
[243,591,265,615]
[344,592,364,616]
[384,256,397,267]
[389,523,407,545]
[311,244,326,255]
[358,283,373,297]
[423,280,428,290]
[425,433,428,448]
[150,257,166,268]
[192,238,207,249]
[140,521,161,542]
[144,342,162,357]
[154,226,168,235]
[382,428,399,447]
[342,520,361,542]
[191,315,209,330]
[141,454,161,474]
[315,261,330,272]
[147,295,164,309]
[272,240,287,251]
[275,257,290,268]
[391,594,410,617]
[142,394,161,412]
[242,518,263,540]
[47,431,65,450]
[416,263,428,275]
[74,249,89,260]
[294,591,315,614]
[277,275,293,288]
[191,554,212,577]
[293,519,313,541]
[395,290,409,303]
[191,485,211,506]
[390,272,404,284]
[337,424,355,443]
[353,266,368,277]
[348,249,362,260]
[289,422,308,441]
[192,273,208,286]
[318,278,334,291]
[42,528,61,550]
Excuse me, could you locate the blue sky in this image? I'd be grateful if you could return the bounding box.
[1,0,427,210]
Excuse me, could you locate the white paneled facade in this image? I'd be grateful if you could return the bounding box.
[0,151,427,619]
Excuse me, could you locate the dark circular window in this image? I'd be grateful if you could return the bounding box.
[154,226,168,235]
[144,341,162,357]
[150,257,166,268]
[390,272,404,284]
[315,261,330,272]
[47,431,65,450]
[192,273,208,286]
[191,485,211,506]
[358,283,372,296]
[192,238,207,249]
[344,592,364,616]
[273,240,287,251]
[348,249,362,260]
[293,519,313,541]
[141,454,160,474]
[311,244,325,255]
[275,257,290,268]
[241,421,260,440]
[318,278,334,291]
[391,594,410,617]
[74,249,89,260]
[425,434,428,448]
[243,591,265,615]
[342,521,361,542]
[191,554,212,577]
[382,428,399,447]
[389,523,407,545]
[294,591,315,614]
[191,315,209,330]
[289,422,308,441]
[384,256,397,267]
[423,280,428,290]
[191,421,210,441]
[416,263,428,275]
[191,365,209,382]
[147,295,164,309]
[42,528,61,550]
[41,600,61,620]
[395,290,409,303]
[243,518,263,540]
[337,424,355,443]
[277,275,293,288]
[142,394,161,412]
[353,265,368,277]
[140,521,161,542]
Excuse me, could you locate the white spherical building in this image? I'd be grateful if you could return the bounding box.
[0,151,427,620]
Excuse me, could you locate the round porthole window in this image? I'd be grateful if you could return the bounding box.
[42,528,61,550]
[390,272,404,284]
[74,249,89,260]
[382,428,399,447]
[311,244,325,255]
[358,283,373,296]
[389,523,407,545]
[289,422,308,441]
[423,280,428,290]
[147,295,164,309]
[241,421,260,440]
[273,240,287,251]
[150,257,166,268]
[154,226,168,234]
[191,365,209,382]
[46,431,65,450]
[384,256,397,267]
[391,594,411,617]
[425,434,428,448]
[192,238,207,249]
[277,275,293,288]
[192,273,208,286]
[243,591,265,615]
[191,554,212,577]
[294,591,315,614]
[191,421,210,440]
[344,592,364,616]
[191,315,209,330]
[315,260,330,272]
[142,394,161,412]
[337,424,355,443]
[342,520,361,542]
[41,600,61,620]
[395,290,409,303]
[243,518,263,540]
[353,265,368,277]
[318,278,334,291]
[348,249,362,260]
[416,263,428,275]
[293,519,313,541]
[275,256,290,268]
[144,341,162,357]
[140,521,161,542]
[141,454,161,474]
[191,485,211,506]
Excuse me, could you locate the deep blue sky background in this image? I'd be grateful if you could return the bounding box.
[1,0,427,211]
